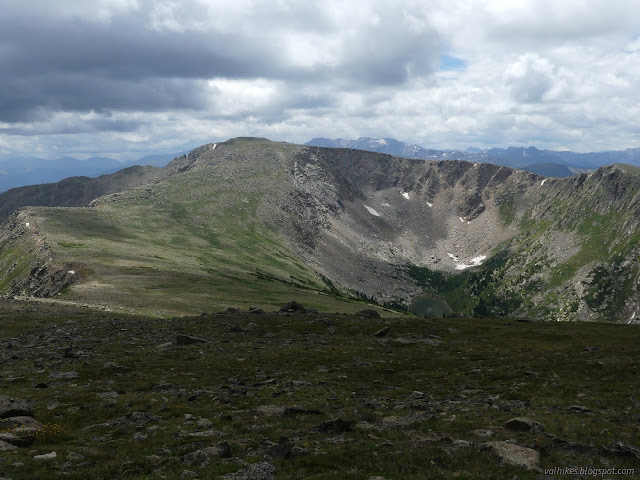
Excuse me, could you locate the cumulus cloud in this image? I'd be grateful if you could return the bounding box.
[1,0,640,159]
[504,54,555,103]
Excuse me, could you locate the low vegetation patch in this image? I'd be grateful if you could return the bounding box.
[0,299,638,479]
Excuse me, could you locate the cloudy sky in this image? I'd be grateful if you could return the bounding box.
[1,0,640,160]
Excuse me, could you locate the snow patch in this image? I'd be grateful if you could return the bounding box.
[364,205,381,217]
[474,163,478,167]
[25,222,29,227]
[459,217,465,223]
[629,312,637,324]
[455,255,487,271]
[541,179,547,186]
[447,253,459,262]
[382,202,391,207]
[211,143,217,150]
[402,192,410,200]
[376,139,387,145]
[68,270,75,275]
[426,202,433,208]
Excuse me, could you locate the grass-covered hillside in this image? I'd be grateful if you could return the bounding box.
[1,138,639,322]
[0,139,383,316]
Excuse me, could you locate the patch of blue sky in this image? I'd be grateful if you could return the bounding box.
[439,54,467,71]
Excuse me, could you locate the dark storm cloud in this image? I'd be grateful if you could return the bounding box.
[0,1,443,126]
[0,117,140,135]
[0,15,276,122]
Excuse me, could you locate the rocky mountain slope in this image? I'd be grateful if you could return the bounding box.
[0,138,638,322]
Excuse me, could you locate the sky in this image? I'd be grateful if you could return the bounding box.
[1,0,640,161]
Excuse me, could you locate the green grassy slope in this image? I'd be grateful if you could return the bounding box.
[6,139,384,316]
[2,139,639,322]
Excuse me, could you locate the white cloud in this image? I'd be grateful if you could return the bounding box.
[2,0,640,158]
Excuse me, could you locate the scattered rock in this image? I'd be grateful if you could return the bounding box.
[283,407,323,416]
[181,442,232,465]
[373,327,390,337]
[67,452,85,462]
[0,440,18,451]
[379,412,432,430]
[482,441,540,472]
[312,418,352,434]
[568,405,591,414]
[357,309,381,318]
[256,405,288,416]
[221,461,276,480]
[63,346,81,359]
[473,429,495,438]
[0,432,34,447]
[505,417,545,433]
[264,436,307,459]
[176,334,208,345]
[0,396,33,418]
[132,432,147,442]
[0,416,43,434]
[103,362,123,370]
[280,301,307,313]
[451,439,471,450]
[220,307,240,314]
[49,371,79,379]
[196,417,213,429]
[156,342,172,349]
[603,441,640,459]
[33,451,57,461]
[248,307,264,314]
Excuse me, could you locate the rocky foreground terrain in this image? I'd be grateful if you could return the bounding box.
[0,299,638,479]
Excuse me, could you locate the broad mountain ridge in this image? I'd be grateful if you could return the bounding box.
[0,138,638,323]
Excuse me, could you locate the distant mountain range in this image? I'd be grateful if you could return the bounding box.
[306,137,640,177]
[0,152,183,193]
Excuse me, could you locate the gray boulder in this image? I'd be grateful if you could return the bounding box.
[0,416,43,434]
[0,396,33,418]
[176,334,208,345]
[505,417,545,433]
[482,441,541,472]
[221,462,276,480]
